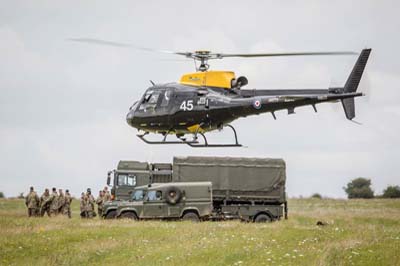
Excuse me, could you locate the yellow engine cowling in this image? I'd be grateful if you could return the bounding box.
[179,71,235,89]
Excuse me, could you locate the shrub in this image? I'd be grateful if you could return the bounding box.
[311,193,322,199]
[0,191,4,198]
[382,185,400,198]
[344,178,374,199]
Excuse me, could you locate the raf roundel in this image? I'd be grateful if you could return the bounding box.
[253,99,262,109]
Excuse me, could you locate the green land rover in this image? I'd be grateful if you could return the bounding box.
[109,182,213,222]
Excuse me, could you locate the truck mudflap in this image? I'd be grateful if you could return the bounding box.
[284,201,288,219]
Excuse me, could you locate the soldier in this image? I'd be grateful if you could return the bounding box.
[58,189,65,215]
[35,192,41,216]
[96,190,104,217]
[80,192,87,218]
[63,189,72,218]
[86,188,96,218]
[49,187,59,216]
[40,188,51,217]
[25,186,39,217]
[103,186,112,202]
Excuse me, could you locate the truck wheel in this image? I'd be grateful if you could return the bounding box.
[120,211,138,220]
[105,210,117,219]
[254,214,272,223]
[165,186,182,205]
[182,212,200,222]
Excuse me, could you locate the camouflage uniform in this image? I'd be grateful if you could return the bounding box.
[25,188,39,217]
[63,190,72,218]
[58,189,65,214]
[80,192,88,218]
[103,188,112,202]
[96,191,104,217]
[49,189,59,216]
[86,191,96,218]
[40,189,51,217]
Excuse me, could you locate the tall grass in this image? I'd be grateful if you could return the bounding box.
[0,198,399,265]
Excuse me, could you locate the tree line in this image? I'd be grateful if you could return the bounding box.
[343,178,400,199]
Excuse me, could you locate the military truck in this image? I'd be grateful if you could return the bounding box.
[104,156,287,222]
[115,182,213,221]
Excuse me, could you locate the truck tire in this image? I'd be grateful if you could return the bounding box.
[182,212,200,222]
[105,210,117,219]
[119,211,138,220]
[254,213,272,223]
[165,186,182,205]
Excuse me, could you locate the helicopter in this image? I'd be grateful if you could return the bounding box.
[70,38,371,147]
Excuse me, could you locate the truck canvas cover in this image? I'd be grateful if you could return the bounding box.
[172,156,286,203]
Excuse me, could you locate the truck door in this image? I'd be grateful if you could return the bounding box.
[143,190,166,218]
[115,173,137,200]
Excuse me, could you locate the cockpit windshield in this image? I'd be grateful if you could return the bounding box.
[138,89,172,112]
[129,101,139,111]
[139,90,161,111]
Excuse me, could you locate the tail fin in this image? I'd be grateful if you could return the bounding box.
[342,98,356,120]
[341,48,371,120]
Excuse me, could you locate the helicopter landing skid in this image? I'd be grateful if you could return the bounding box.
[136,132,199,145]
[187,124,242,148]
[136,124,242,148]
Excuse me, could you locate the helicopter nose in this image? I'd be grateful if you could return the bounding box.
[126,110,135,127]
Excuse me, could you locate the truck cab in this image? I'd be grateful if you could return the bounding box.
[114,182,213,221]
[107,161,172,201]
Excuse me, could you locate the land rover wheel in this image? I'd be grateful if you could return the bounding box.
[254,214,272,223]
[182,212,200,222]
[105,210,117,219]
[165,186,182,205]
[120,211,138,220]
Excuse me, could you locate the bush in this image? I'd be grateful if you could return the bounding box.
[382,185,400,198]
[17,193,24,199]
[311,193,322,199]
[344,178,374,199]
[0,191,4,198]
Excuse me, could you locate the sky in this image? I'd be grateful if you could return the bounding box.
[0,0,399,198]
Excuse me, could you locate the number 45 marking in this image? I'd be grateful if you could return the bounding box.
[180,100,194,111]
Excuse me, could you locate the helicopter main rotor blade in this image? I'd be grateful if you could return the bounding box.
[218,51,357,58]
[68,38,189,56]
[68,38,357,63]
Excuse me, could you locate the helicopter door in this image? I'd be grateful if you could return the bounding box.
[159,89,173,112]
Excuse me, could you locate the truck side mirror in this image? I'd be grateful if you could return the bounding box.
[107,171,111,185]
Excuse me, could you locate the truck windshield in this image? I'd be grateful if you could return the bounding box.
[132,190,145,201]
[117,174,137,186]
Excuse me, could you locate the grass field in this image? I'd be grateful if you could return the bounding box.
[0,198,399,266]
